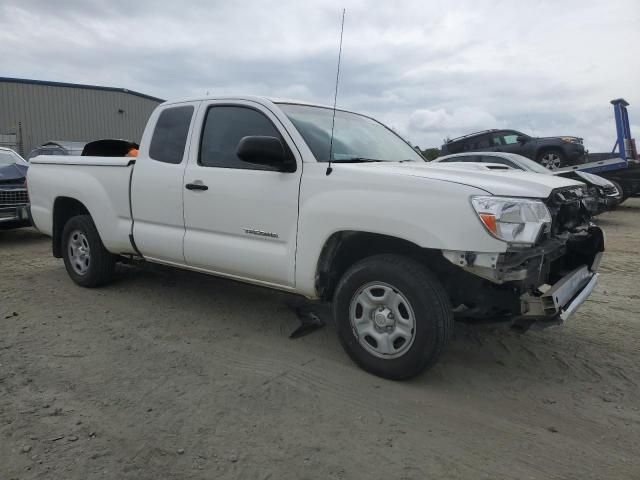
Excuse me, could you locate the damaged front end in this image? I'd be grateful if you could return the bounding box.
[441,186,604,329]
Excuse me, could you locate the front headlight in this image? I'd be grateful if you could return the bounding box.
[471,196,552,246]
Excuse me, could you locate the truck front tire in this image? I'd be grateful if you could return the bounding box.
[62,215,116,288]
[333,254,453,380]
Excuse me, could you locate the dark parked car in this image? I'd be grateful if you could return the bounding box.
[441,129,587,170]
[0,147,30,229]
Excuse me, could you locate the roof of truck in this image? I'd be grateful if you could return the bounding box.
[161,95,336,110]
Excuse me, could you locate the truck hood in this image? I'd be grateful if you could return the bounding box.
[342,162,584,198]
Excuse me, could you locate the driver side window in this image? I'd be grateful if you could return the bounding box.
[199,106,286,171]
[502,134,519,145]
[492,132,520,146]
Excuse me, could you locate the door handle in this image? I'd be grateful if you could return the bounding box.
[185,182,208,191]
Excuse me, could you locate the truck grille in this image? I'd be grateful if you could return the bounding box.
[0,189,29,206]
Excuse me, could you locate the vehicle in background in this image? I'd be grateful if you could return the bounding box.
[27,96,604,379]
[0,147,30,229]
[433,152,621,215]
[441,129,587,169]
[560,99,640,203]
[27,140,86,160]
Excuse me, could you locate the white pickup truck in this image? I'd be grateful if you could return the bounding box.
[27,96,604,379]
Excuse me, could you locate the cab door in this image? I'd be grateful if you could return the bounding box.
[130,102,198,264]
[182,101,302,287]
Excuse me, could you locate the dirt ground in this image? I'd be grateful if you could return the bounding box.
[1,201,639,480]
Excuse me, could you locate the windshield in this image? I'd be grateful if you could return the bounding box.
[0,150,26,166]
[279,104,424,163]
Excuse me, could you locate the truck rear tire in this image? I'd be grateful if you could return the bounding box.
[62,214,116,288]
[333,254,453,380]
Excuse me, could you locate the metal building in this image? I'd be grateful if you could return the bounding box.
[0,77,163,157]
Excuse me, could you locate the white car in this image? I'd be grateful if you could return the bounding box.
[433,151,621,214]
[27,96,604,379]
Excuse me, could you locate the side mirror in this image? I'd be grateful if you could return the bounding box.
[516,135,528,144]
[236,136,295,172]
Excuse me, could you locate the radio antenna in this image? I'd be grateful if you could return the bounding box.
[326,8,345,176]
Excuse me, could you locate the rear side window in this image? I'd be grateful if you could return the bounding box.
[149,106,194,164]
[199,106,284,170]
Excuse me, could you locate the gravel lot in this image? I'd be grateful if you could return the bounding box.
[2,200,639,479]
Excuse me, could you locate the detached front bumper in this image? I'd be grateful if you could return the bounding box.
[520,263,599,322]
[442,225,604,327]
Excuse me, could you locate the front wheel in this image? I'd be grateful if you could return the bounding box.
[333,254,453,380]
[537,150,566,170]
[62,215,116,287]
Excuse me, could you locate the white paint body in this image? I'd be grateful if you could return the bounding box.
[27,96,584,298]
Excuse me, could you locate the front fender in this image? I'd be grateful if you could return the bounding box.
[294,164,507,297]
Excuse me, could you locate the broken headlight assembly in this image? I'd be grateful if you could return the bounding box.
[471,196,551,246]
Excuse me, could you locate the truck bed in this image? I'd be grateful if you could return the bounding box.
[28,155,136,255]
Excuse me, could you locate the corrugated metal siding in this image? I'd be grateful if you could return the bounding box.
[0,80,162,156]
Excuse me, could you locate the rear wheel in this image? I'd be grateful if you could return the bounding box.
[62,215,115,287]
[537,150,566,170]
[333,254,453,380]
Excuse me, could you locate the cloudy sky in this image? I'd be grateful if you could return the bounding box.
[1,0,638,151]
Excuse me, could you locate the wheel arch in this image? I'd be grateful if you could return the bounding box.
[314,230,444,301]
[536,145,564,158]
[52,197,90,258]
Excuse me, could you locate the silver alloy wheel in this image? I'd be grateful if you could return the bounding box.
[540,152,562,170]
[68,230,91,275]
[349,282,416,359]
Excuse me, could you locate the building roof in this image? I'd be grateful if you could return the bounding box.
[0,76,164,103]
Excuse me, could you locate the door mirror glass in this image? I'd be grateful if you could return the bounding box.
[237,136,292,171]
[516,135,528,143]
